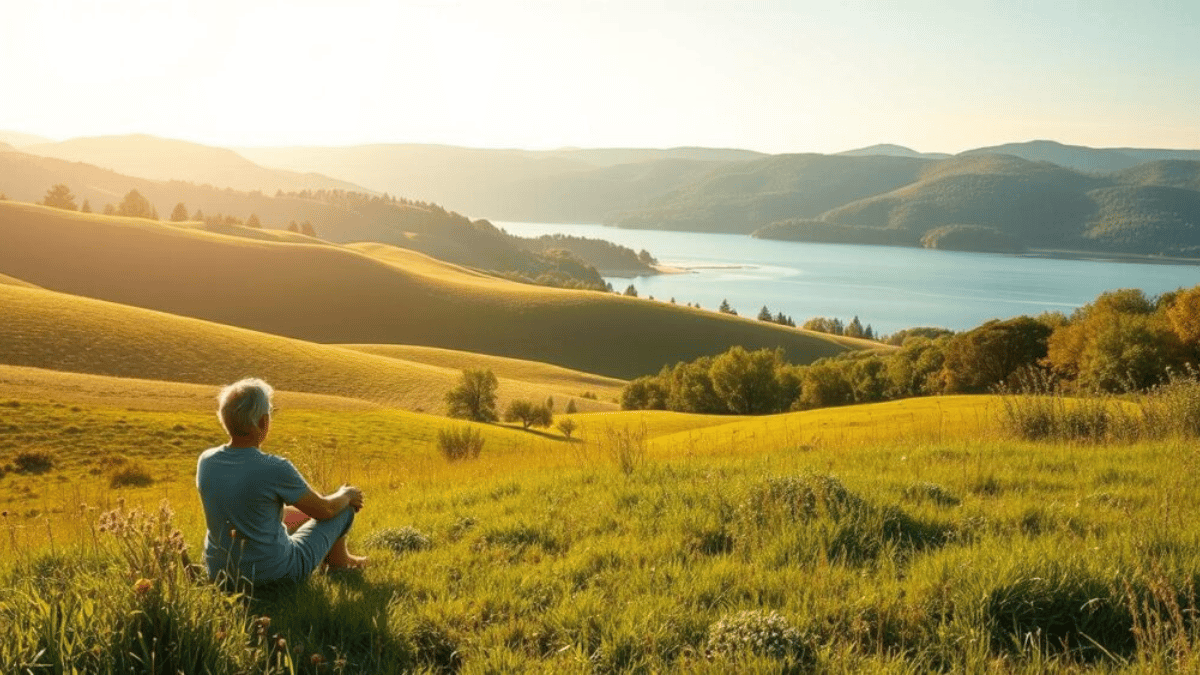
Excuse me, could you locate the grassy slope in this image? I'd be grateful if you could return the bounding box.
[0,284,620,414]
[0,201,862,378]
[7,390,1197,672]
[339,344,626,403]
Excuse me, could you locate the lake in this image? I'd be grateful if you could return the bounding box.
[498,221,1200,336]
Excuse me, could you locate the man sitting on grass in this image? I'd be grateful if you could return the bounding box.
[196,378,367,586]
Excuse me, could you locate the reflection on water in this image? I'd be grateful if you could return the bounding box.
[499,221,1200,335]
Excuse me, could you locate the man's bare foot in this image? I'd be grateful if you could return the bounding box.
[324,554,369,572]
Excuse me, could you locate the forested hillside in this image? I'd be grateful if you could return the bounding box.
[756,155,1200,257]
[0,151,626,289]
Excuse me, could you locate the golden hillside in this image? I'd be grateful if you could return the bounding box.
[0,201,864,378]
[0,283,619,413]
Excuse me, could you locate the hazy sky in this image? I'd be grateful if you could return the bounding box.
[4,0,1198,153]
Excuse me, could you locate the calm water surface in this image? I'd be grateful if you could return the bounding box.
[499,221,1200,336]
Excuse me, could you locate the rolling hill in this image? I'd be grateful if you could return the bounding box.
[0,151,620,286]
[0,282,622,414]
[0,201,864,379]
[21,134,370,194]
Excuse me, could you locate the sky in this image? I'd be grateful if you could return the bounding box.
[3,0,1199,154]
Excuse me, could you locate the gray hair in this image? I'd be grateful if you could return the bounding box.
[217,378,274,436]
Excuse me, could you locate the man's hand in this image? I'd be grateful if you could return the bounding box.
[340,484,364,512]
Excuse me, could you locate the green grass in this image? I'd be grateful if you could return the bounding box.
[4,389,1200,672]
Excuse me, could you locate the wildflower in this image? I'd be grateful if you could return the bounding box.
[275,636,287,651]
[311,653,326,666]
[134,578,153,595]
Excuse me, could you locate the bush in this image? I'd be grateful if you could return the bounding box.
[13,450,54,474]
[437,425,484,461]
[706,609,812,666]
[599,425,647,476]
[110,461,154,488]
[365,526,431,554]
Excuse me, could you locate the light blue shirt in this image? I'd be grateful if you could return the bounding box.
[196,445,310,583]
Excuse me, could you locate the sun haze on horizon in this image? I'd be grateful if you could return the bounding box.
[2,0,1198,154]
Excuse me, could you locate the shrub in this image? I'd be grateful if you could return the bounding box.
[110,462,154,488]
[437,425,484,461]
[599,424,647,476]
[1142,371,1200,439]
[13,450,54,474]
[901,481,962,507]
[706,609,812,666]
[365,526,431,554]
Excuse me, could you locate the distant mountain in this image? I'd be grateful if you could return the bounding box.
[237,144,760,221]
[22,134,370,194]
[837,144,950,160]
[0,150,634,287]
[757,153,1200,257]
[0,130,54,147]
[606,154,933,233]
[962,140,1200,175]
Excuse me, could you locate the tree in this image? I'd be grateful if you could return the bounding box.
[300,221,316,237]
[117,189,154,219]
[169,203,189,222]
[798,363,854,410]
[192,209,205,222]
[445,369,499,422]
[710,346,786,414]
[565,399,578,414]
[757,306,773,321]
[504,399,553,429]
[42,184,77,210]
[942,316,1052,393]
[1045,289,1181,392]
[288,221,300,233]
[846,316,865,338]
[718,299,737,315]
[246,213,262,228]
[621,376,668,410]
[80,200,92,213]
[103,203,116,215]
[556,417,578,440]
[624,284,638,297]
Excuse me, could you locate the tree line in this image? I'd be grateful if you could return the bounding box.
[621,285,1200,414]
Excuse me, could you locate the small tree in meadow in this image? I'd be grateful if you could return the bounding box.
[504,399,553,429]
[446,369,499,422]
[169,202,188,222]
[556,417,577,440]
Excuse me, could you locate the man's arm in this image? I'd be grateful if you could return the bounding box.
[292,485,363,520]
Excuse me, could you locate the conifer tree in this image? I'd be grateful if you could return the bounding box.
[169,202,188,222]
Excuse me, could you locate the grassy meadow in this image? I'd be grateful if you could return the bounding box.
[5,378,1200,674]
